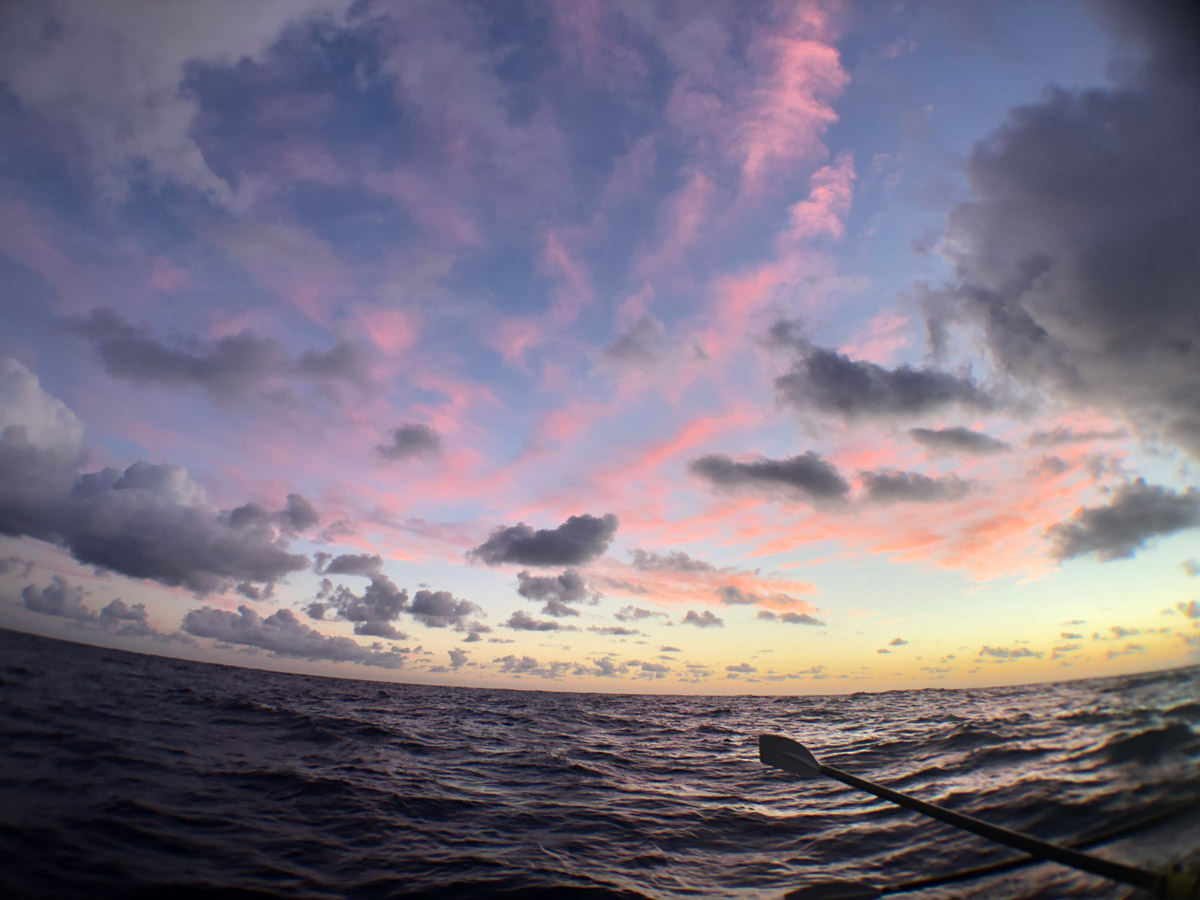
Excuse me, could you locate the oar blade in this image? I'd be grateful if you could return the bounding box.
[782,880,882,900]
[760,733,823,778]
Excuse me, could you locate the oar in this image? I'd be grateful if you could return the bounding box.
[758,734,1198,900]
[778,799,1200,898]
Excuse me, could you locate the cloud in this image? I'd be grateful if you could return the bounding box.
[614,605,665,622]
[68,309,290,400]
[0,556,33,577]
[295,339,373,390]
[515,568,594,617]
[277,494,319,535]
[68,310,369,399]
[315,553,383,577]
[978,645,1043,660]
[0,383,312,593]
[96,597,156,636]
[681,609,723,628]
[1178,601,1198,619]
[0,0,347,200]
[909,426,1010,455]
[602,315,667,365]
[775,343,991,420]
[504,610,563,631]
[717,585,758,605]
[889,637,908,646]
[183,605,406,668]
[21,575,180,640]
[375,424,442,461]
[409,589,484,630]
[448,648,469,670]
[589,625,640,636]
[861,470,970,504]
[21,576,93,621]
[309,575,409,639]
[689,452,850,503]
[756,610,825,625]
[493,654,543,675]
[726,662,756,674]
[1027,427,1126,448]
[628,548,715,573]
[921,2,1200,457]
[469,513,618,567]
[1048,480,1200,561]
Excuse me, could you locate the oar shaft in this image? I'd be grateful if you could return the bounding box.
[819,764,1159,892]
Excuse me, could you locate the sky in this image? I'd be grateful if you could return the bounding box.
[1,0,1198,694]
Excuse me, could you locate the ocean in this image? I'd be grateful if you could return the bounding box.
[1,628,1197,899]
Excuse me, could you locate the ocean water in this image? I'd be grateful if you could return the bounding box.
[1,629,1198,900]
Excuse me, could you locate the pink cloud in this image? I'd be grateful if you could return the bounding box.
[839,310,910,364]
[0,200,91,310]
[367,168,483,247]
[356,307,418,355]
[548,1,648,92]
[207,222,352,326]
[543,228,593,326]
[149,256,191,292]
[738,3,848,189]
[784,151,855,242]
[635,171,716,281]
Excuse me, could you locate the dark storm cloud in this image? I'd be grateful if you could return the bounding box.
[861,470,970,504]
[688,452,850,503]
[627,548,715,573]
[1047,479,1200,561]
[681,609,723,628]
[68,309,375,399]
[375,423,442,461]
[316,553,383,577]
[755,610,825,626]
[516,568,594,617]
[314,575,410,639]
[183,605,407,668]
[909,426,1010,455]
[775,344,991,420]
[409,589,483,630]
[469,513,618,567]
[921,1,1200,456]
[602,315,666,364]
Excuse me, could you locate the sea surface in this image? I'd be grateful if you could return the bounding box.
[1,628,1198,900]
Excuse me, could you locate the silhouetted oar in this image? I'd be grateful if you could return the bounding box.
[778,799,1200,898]
[759,734,1199,899]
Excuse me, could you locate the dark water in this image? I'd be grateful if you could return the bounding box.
[1,629,1198,900]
